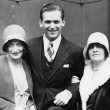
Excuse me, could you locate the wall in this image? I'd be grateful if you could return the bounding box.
[0,0,109,51]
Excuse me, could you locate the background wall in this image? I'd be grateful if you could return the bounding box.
[0,0,109,52]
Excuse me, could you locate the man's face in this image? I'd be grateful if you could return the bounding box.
[40,10,65,41]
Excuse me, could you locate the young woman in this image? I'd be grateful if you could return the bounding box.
[79,32,110,110]
[0,24,36,110]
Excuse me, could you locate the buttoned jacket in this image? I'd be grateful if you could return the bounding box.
[27,36,84,110]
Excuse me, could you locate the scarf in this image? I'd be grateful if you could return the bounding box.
[79,56,110,110]
[8,60,29,108]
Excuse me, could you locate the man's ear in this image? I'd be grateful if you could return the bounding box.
[39,20,43,27]
[62,20,65,27]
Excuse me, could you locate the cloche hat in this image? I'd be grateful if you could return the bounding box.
[83,32,109,59]
[2,24,28,52]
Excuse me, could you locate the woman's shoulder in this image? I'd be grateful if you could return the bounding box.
[0,55,8,71]
[104,78,110,88]
[22,59,29,67]
[22,59,31,71]
[98,78,110,98]
[0,54,7,62]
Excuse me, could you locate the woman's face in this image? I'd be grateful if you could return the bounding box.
[88,44,105,62]
[7,40,24,60]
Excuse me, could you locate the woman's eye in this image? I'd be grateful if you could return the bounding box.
[17,43,22,47]
[8,44,13,47]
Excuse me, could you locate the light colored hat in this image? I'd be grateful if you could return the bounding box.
[83,32,109,59]
[2,24,27,52]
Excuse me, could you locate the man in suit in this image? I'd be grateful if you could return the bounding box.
[27,3,84,110]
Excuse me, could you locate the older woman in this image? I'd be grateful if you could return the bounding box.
[79,32,110,110]
[0,24,36,110]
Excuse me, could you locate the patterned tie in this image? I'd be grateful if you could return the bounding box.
[47,41,54,61]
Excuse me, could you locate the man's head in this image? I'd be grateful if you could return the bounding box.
[40,3,65,21]
[39,3,65,41]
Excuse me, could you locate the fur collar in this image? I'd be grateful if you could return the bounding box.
[79,56,110,110]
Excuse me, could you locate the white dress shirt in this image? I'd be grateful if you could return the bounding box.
[43,34,61,62]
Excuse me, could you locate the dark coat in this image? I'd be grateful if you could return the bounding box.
[27,36,84,110]
[86,78,110,110]
[0,55,34,110]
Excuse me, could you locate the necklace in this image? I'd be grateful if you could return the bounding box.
[8,60,22,67]
[92,66,99,71]
[92,68,99,71]
[6,55,22,67]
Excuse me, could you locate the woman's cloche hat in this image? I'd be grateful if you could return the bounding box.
[83,32,109,59]
[2,24,28,52]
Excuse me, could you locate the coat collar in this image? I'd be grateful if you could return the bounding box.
[22,60,33,95]
[79,56,110,110]
[2,55,33,96]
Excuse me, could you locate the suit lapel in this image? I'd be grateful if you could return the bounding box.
[31,36,70,82]
[31,37,45,81]
[48,37,69,81]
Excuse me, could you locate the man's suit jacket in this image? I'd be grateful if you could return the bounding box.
[27,36,84,110]
[0,55,34,110]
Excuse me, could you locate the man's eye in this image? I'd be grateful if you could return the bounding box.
[45,20,51,24]
[54,20,60,24]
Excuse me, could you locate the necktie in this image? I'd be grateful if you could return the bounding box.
[47,42,54,61]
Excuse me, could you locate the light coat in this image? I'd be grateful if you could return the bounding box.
[0,55,34,110]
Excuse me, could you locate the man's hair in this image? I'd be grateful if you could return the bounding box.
[40,3,65,21]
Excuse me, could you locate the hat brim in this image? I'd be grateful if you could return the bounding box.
[83,44,89,60]
[2,39,28,52]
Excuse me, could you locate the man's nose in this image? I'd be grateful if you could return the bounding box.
[50,22,55,28]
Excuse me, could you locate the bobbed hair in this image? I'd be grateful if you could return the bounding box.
[3,39,29,53]
[86,43,109,60]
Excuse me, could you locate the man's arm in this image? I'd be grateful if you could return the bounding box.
[54,47,84,106]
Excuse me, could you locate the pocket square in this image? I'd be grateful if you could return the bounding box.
[63,64,69,68]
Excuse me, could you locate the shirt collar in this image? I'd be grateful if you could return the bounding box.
[43,34,62,53]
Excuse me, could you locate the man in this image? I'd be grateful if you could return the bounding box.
[27,3,84,110]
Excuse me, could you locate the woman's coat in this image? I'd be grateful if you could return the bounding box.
[0,55,33,110]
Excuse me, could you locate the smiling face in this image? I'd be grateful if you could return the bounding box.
[7,40,24,61]
[39,10,65,41]
[88,43,105,62]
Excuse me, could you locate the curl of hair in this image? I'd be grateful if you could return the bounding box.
[3,39,29,53]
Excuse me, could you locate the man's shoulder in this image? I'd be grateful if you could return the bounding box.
[27,36,42,45]
[63,37,83,51]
